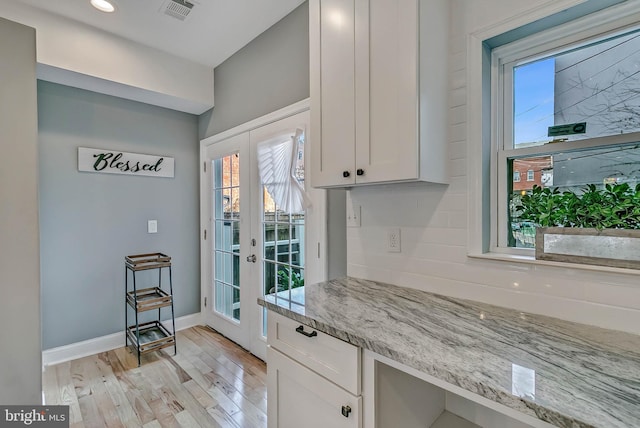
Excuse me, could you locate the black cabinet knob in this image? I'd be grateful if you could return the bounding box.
[343,171,351,178]
[356,169,365,176]
[341,405,352,418]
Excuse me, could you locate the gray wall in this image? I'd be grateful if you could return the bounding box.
[0,18,41,404]
[199,2,310,139]
[38,81,200,349]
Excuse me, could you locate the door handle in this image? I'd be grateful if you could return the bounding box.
[246,254,256,263]
[295,325,318,338]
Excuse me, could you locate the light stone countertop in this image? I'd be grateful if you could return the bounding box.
[258,277,640,428]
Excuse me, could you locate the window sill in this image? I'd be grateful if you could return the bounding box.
[467,251,640,276]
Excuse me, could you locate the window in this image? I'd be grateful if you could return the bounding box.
[493,9,640,251]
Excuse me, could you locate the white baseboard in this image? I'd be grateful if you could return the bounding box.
[42,312,202,367]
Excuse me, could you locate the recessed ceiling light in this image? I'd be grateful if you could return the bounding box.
[91,0,115,13]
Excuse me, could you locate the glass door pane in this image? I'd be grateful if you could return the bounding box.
[213,153,241,322]
[261,133,306,336]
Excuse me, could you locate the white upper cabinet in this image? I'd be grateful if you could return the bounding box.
[310,0,449,188]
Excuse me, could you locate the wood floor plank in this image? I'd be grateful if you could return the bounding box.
[173,410,200,428]
[192,336,266,387]
[161,374,223,428]
[195,342,264,391]
[193,327,266,379]
[198,351,266,409]
[158,352,192,384]
[183,340,264,390]
[146,398,181,428]
[43,326,267,428]
[167,344,243,426]
[76,394,107,428]
[182,378,216,407]
[207,404,241,428]
[203,385,242,420]
[107,350,156,425]
[171,351,215,393]
[203,371,267,428]
[147,353,225,428]
[54,362,84,425]
[172,361,242,427]
[95,352,142,428]
[71,356,124,428]
[43,364,62,405]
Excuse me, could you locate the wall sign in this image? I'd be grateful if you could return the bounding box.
[78,147,175,178]
[547,122,587,137]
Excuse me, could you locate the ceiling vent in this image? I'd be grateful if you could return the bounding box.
[160,0,194,21]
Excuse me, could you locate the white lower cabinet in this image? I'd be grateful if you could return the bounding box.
[267,312,362,428]
[267,347,361,428]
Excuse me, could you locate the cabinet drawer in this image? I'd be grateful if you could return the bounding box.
[267,311,361,395]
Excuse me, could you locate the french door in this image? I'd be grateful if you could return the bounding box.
[201,107,325,361]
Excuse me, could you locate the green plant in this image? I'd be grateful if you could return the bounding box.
[515,183,640,229]
[274,269,304,293]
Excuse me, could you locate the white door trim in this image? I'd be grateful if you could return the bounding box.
[199,99,318,358]
[201,99,311,146]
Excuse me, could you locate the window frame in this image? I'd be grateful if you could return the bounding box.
[490,6,640,254]
[526,170,534,182]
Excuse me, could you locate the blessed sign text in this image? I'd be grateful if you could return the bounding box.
[78,147,175,178]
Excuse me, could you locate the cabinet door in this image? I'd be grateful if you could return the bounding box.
[310,0,357,187]
[354,0,419,184]
[267,347,362,428]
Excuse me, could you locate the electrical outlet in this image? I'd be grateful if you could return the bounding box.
[148,220,158,234]
[387,228,401,252]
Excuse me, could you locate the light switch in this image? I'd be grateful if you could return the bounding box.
[346,190,361,227]
[148,220,158,234]
[347,204,361,227]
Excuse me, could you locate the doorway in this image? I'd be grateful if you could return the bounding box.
[200,105,326,360]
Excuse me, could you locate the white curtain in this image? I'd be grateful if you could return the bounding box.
[257,128,310,213]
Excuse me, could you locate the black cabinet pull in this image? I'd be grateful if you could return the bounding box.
[295,325,318,338]
[341,405,352,418]
[356,168,365,176]
[343,170,351,178]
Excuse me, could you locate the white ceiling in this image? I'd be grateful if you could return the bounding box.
[15,0,306,68]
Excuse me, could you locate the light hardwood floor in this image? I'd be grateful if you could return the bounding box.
[42,326,267,428]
